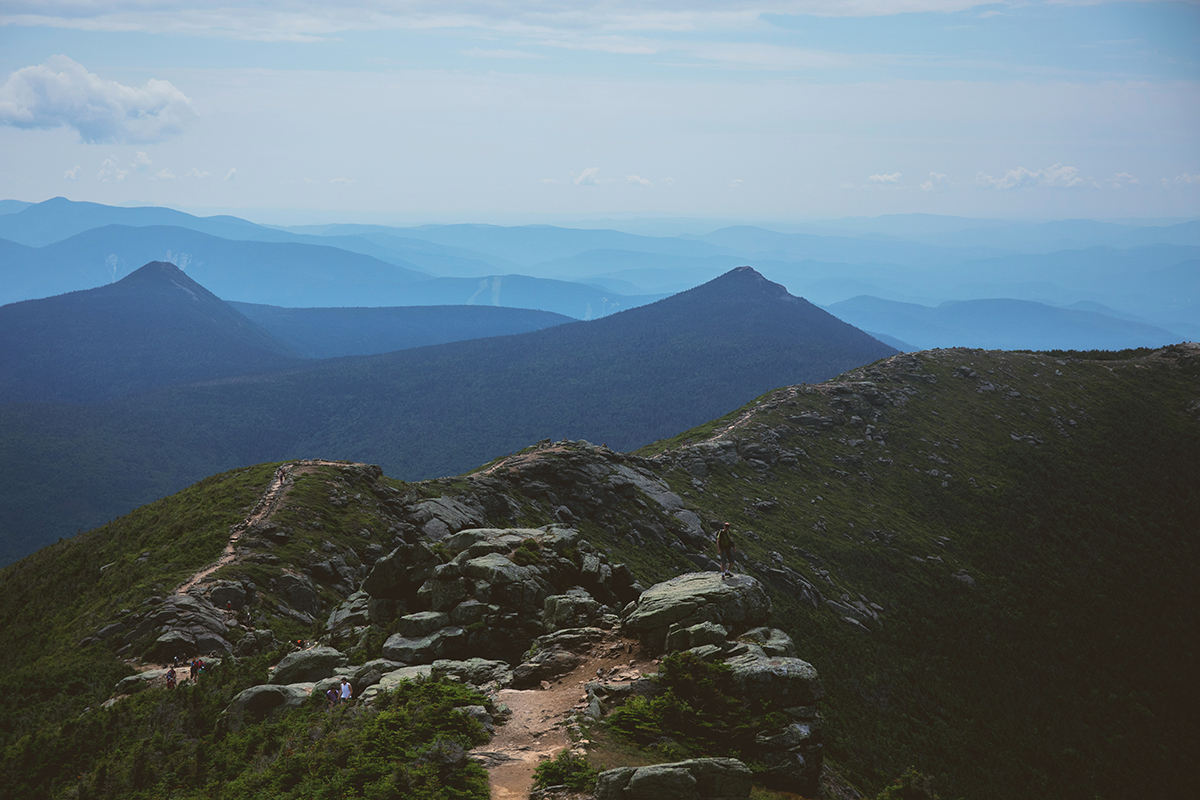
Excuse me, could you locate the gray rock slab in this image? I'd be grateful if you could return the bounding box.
[270,646,347,684]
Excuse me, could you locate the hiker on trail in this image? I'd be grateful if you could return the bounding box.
[166,668,177,690]
[325,686,338,710]
[716,522,737,577]
[189,659,198,681]
[340,678,353,704]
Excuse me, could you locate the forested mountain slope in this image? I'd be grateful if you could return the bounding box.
[0,266,895,562]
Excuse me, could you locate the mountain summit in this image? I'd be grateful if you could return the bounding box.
[0,261,300,403]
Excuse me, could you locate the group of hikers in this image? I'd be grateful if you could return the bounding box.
[325,678,354,709]
[164,657,207,690]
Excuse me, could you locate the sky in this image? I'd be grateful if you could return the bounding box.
[1,1,1198,225]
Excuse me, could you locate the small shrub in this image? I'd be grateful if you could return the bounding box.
[511,538,544,566]
[532,749,599,792]
[875,767,939,800]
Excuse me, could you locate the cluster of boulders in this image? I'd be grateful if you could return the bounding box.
[102,520,826,797]
[81,591,245,661]
[581,571,825,797]
[334,526,640,664]
[217,526,640,727]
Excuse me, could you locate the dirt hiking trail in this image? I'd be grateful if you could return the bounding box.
[475,630,655,800]
[175,460,345,596]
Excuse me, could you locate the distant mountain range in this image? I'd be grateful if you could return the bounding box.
[827,296,1182,352]
[1,197,1195,344]
[0,262,578,402]
[0,263,896,563]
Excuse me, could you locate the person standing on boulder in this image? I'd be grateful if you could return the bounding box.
[716,523,737,577]
[340,678,353,704]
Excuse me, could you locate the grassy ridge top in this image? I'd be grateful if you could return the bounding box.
[2,344,1197,800]
[634,344,1200,798]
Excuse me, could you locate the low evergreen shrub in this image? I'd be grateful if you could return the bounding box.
[532,749,600,792]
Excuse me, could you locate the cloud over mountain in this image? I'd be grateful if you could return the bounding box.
[0,56,198,144]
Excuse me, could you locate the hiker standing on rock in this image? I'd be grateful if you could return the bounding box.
[340,678,353,704]
[716,523,737,577]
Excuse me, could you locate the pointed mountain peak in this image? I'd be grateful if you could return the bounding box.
[120,260,188,281]
[684,265,794,301]
[116,261,214,299]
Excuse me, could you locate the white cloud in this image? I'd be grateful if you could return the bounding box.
[0,56,197,144]
[64,165,80,180]
[153,168,176,180]
[974,163,1085,189]
[330,177,354,183]
[224,167,237,181]
[626,174,651,186]
[97,156,127,182]
[572,166,601,185]
[1173,173,1200,185]
[132,151,152,171]
[1109,172,1138,188]
[185,167,210,178]
[919,172,948,191]
[730,178,744,187]
[461,47,544,59]
[539,37,659,55]
[869,172,901,183]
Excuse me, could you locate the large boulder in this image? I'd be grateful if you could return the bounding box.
[511,627,606,688]
[114,668,171,695]
[463,553,553,612]
[622,573,771,653]
[381,627,467,663]
[223,684,310,730]
[723,653,823,707]
[359,665,433,701]
[361,542,442,600]
[234,628,277,657]
[721,652,824,796]
[270,646,347,684]
[140,594,234,660]
[275,572,321,619]
[326,591,371,631]
[544,588,604,632]
[595,758,752,800]
[431,658,514,689]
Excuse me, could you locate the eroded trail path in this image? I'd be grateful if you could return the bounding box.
[475,631,653,800]
[175,459,349,595]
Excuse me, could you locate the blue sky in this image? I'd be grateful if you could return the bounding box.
[1,1,1198,224]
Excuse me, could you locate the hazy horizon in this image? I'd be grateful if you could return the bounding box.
[2,1,1198,225]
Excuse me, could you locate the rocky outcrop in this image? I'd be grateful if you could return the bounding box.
[270,645,347,684]
[511,627,608,688]
[602,572,824,796]
[104,593,238,661]
[362,526,637,665]
[621,572,770,654]
[223,684,310,730]
[594,758,752,800]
